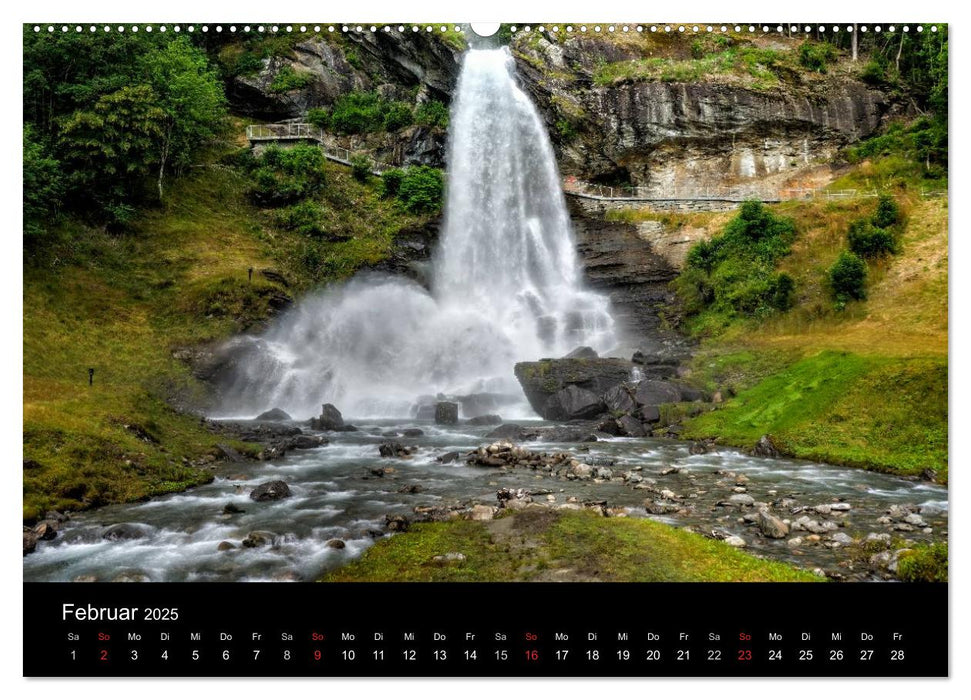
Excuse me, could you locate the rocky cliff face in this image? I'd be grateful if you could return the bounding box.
[513,35,896,193]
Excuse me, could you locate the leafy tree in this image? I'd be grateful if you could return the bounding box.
[139,38,226,199]
[23,126,64,236]
[57,84,166,214]
[829,251,867,308]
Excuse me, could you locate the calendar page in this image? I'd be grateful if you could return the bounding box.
[22,19,948,677]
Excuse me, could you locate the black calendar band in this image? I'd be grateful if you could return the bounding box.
[23,582,947,677]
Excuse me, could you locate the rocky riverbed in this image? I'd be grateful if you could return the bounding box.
[23,415,946,583]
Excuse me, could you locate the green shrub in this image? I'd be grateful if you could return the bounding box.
[330,91,415,134]
[344,49,361,69]
[415,100,449,128]
[383,102,414,131]
[829,250,867,307]
[555,119,578,143]
[676,202,797,320]
[871,194,902,229]
[269,66,315,93]
[897,542,948,583]
[770,272,796,311]
[847,219,897,258]
[248,145,326,206]
[860,58,889,85]
[396,165,444,215]
[380,168,406,198]
[276,200,326,237]
[329,92,384,134]
[306,108,330,129]
[799,41,837,73]
[350,154,372,182]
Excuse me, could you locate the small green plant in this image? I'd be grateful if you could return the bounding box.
[860,57,888,85]
[555,119,578,143]
[871,194,902,229]
[415,100,449,128]
[380,168,405,198]
[897,542,948,582]
[275,200,326,237]
[847,219,897,258]
[799,41,837,73]
[382,102,414,131]
[350,154,372,182]
[306,108,330,129]
[829,250,867,308]
[269,66,315,93]
[344,49,361,69]
[396,165,444,215]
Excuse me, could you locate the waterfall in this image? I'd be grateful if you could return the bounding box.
[223,48,616,419]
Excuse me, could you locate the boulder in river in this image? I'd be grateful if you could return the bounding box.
[249,480,292,502]
[545,385,605,420]
[751,434,782,458]
[311,403,345,431]
[514,357,634,420]
[437,451,461,464]
[564,346,599,360]
[379,442,414,458]
[402,428,425,437]
[281,434,327,450]
[434,401,459,425]
[255,407,291,421]
[468,414,502,426]
[102,523,153,541]
[23,529,38,556]
[242,530,277,548]
[33,519,59,541]
[757,510,790,539]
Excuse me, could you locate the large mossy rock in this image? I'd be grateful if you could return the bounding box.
[514,358,634,420]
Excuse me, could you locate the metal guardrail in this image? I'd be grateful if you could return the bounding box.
[247,124,947,203]
[246,123,397,174]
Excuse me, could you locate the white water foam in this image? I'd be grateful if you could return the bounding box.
[221,48,616,419]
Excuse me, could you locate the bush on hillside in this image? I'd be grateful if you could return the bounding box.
[396,166,444,215]
[847,220,897,258]
[829,250,868,308]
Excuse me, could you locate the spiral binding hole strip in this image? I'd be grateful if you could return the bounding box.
[32,24,939,35]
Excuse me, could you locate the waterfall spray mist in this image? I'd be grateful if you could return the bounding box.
[222,48,616,418]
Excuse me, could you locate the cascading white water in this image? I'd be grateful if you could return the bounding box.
[224,48,616,418]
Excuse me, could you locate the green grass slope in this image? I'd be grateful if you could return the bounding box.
[23,148,425,520]
[323,510,822,583]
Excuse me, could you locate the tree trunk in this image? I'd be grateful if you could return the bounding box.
[852,24,858,61]
[896,31,904,72]
[157,127,172,201]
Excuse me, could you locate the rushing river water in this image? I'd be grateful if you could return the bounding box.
[24,419,947,582]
